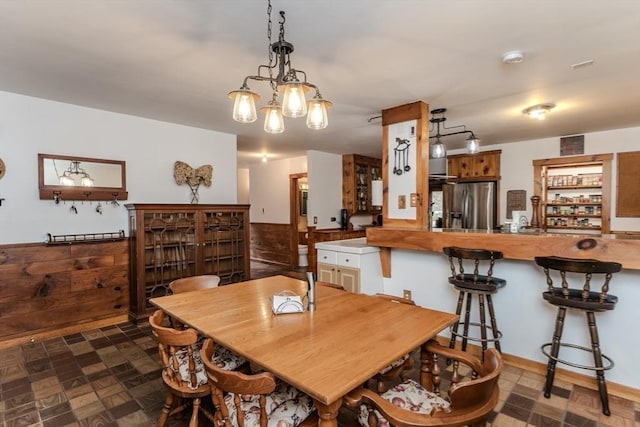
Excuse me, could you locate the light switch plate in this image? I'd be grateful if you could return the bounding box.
[398,195,406,209]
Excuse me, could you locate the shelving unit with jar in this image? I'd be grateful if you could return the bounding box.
[533,154,612,234]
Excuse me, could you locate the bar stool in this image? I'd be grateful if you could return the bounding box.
[535,256,621,416]
[443,246,506,359]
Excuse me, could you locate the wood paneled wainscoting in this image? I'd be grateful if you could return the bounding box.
[0,239,129,348]
[250,223,292,266]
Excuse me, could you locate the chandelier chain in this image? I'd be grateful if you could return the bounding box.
[266,0,276,92]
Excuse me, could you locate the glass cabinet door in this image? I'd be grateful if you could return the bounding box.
[201,211,247,284]
[143,212,196,308]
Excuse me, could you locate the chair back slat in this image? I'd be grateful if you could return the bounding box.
[535,256,621,302]
[444,246,503,285]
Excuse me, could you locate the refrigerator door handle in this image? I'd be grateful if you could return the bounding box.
[462,190,470,229]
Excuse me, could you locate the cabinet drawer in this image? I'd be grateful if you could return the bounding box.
[338,252,360,268]
[317,249,337,265]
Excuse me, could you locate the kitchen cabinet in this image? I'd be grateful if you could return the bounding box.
[315,238,382,294]
[533,154,612,234]
[447,150,501,181]
[126,203,250,322]
[342,154,382,215]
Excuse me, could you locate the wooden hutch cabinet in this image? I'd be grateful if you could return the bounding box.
[447,150,501,181]
[342,154,382,215]
[126,203,250,322]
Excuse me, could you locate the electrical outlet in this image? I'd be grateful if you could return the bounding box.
[410,193,418,207]
[398,195,406,209]
[313,216,318,224]
[403,289,412,300]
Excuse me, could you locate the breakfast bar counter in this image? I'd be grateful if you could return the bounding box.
[366,227,640,274]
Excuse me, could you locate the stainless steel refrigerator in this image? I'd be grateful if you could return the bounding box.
[442,182,497,230]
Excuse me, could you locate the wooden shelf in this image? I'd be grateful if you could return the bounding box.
[546,214,601,219]
[547,185,602,190]
[546,226,601,230]
[546,202,602,206]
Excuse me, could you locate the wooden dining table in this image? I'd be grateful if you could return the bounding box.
[150,275,458,427]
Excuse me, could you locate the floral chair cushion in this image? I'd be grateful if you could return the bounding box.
[171,341,247,389]
[223,382,316,427]
[378,353,410,375]
[358,379,450,427]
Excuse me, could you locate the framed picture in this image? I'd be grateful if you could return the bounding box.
[560,135,584,156]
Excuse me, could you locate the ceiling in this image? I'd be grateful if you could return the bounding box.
[1,1,639,167]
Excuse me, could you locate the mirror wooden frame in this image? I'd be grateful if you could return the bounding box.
[38,153,128,202]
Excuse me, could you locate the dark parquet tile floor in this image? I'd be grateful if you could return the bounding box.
[1,261,638,427]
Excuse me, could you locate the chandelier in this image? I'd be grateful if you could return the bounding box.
[429,108,481,159]
[59,160,94,187]
[228,0,331,134]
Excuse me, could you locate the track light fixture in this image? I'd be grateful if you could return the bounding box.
[429,108,481,158]
[228,0,331,134]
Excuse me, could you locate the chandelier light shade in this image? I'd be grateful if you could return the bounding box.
[429,108,481,156]
[280,81,308,118]
[306,95,332,130]
[261,98,285,134]
[59,160,94,187]
[229,87,260,123]
[228,0,330,133]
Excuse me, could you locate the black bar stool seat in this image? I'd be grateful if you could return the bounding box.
[443,246,506,360]
[535,255,621,416]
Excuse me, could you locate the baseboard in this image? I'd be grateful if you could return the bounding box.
[0,315,129,350]
[433,335,640,402]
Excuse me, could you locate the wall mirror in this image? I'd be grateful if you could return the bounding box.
[38,153,128,202]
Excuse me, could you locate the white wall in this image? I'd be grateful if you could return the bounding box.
[237,168,250,204]
[383,249,640,390]
[249,156,307,224]
[448,126,640,231]
[307,150,343,229]
[0,91,238,244]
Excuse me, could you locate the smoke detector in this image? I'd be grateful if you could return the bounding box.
[502,50,524,64]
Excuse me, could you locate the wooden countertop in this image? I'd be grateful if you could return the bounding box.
[366,227,640,272]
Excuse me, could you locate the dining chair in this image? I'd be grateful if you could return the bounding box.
[149,309,216,427]
[169,274,221,294]
[345,339,503,427]
[200,338,318,427]
[167,277,248,372]
[370,293,416,393]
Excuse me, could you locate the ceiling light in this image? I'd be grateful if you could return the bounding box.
[502,50,524,64]
[523,103,556,120]
[432,138,446,159]
[466,134,480,154]
[429,108,481,156]
[228,0,331,133]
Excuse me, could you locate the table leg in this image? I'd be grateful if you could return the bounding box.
[314,398,342,427]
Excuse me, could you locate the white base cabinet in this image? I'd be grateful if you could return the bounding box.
[316,238,382,294]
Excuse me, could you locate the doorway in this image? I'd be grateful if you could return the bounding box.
[289,173,308,268]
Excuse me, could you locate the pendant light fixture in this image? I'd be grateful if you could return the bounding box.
[429,108,481,158]
[228,0,331,133]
